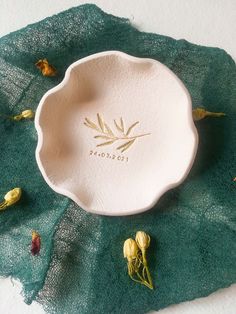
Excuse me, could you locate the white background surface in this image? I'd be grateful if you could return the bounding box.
[0,1,235,313]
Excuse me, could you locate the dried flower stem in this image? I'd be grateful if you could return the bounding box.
[124,231,154,290]
[128,259,153,290]
[142,251,153,289]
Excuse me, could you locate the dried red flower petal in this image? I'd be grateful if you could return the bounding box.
[31,231,41,255]
[35,59,57,76]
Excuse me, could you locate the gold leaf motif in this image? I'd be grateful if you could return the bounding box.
[97,113,105,132]
[94,135,112,140]
[114,119,124,133]
[117,139,136,153]
[97,140,116,147]
[120,117,124,132]
[84,118,100,131]
[84,114,150,153]
[104,123,114,136]
[126,121,139,136]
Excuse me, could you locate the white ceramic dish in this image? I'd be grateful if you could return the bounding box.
[35,51,198,216]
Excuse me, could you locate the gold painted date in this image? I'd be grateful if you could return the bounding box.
[89,150,129,162]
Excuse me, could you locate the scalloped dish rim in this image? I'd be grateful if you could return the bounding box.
[35,51,198,216]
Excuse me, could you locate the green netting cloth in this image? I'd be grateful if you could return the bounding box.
[0,4,235,314]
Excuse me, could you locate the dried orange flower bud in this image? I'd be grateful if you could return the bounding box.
[35,59,57,76]
[31,231,41,255]
[193,108,226,121]
[135,231,150,251]
[0,188,22,211]
[123,238,138,262]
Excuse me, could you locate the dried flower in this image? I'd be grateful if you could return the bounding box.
[123,238,138,262]
[4,188,22,205]
[13,109,35,121]
[0,188,22,211]
[21,109,35,119]
[135,231,150,251]
[35,59,57,76]
[193,108,226,121]
[123,232,154,290]
[31,231,41,255]
[12,114,23,121]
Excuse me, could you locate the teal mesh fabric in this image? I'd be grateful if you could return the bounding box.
[0,4,235,314]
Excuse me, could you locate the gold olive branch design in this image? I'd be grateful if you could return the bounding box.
[84,113,150,153]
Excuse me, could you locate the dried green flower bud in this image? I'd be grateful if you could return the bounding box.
[4,188,22,206]
[135,231,150,251]
[21,109,34,119]
[123,238,138,262]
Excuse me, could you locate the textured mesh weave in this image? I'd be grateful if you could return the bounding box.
[0,4,235,314]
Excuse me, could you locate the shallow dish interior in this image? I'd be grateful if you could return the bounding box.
[35,51,198,216]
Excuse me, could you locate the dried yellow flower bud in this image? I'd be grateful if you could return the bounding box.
[35,59,57,77]
[135,231,150,251]
[123,238,139,262]
[123,233,154,290]
[193,108,226,121]
[4,188,22,206]
[21,109,34,119]
[12,109,34,121]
